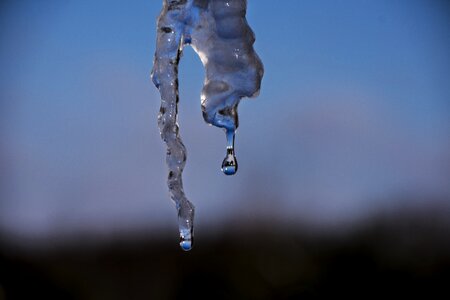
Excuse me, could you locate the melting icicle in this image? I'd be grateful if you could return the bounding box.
[151,0,263,251]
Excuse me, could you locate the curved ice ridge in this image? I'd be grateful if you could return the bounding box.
[151,0,263,251]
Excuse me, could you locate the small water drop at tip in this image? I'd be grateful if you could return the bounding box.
[180,238,193,251]
[221,152,238,175]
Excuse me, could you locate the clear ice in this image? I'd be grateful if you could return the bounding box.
[151,0,263,251]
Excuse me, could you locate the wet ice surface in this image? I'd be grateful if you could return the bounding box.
[151,0,263,250]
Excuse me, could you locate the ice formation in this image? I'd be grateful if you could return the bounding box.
[151,0,263,251]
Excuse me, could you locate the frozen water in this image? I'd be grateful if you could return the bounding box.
[151,0,263,250]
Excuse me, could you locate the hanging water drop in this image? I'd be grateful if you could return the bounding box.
[222,149,238,175]
[222,129,238,175]
[151,0,263,251]
[179,227,193,251]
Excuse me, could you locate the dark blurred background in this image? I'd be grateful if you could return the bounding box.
[0,0,449,298]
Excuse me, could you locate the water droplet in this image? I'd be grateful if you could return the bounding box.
[180,237,193,251]
[179,226,193,251]
[222,149,238,175]
[221,129,238,175]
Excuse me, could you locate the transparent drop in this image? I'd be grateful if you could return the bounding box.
[222,129,238,175]
[179,239,192,251]
[222,150,238,175]
[179,227,193,251]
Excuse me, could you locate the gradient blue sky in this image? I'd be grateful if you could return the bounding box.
[1,0,449,243]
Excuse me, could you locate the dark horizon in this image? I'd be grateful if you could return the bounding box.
[1,198,449,298]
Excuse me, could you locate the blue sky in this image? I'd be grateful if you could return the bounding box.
[0,0,449,242]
